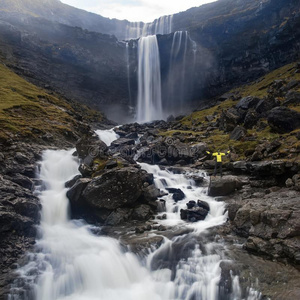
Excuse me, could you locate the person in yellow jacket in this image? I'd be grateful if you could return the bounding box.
[206,149,230,177]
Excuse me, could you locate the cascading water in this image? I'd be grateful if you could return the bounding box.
[9,130,262,300]
[95,128,119,146]
[125,15,173,40]
[136,35,163,123]
[166,31,197,114]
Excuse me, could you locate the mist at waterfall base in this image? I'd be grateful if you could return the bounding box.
[8,129,262,300]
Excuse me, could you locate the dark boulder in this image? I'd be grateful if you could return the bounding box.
[110,138,135,148]
[82,167,145,210]
[268,107,300,133]
[219,108,240,132]
[244,109,259,129]
[105,208,132,226]
[166,188,185,201]
[67,178,91,205]
[65,174,82,188]
[180,207,209,222]
[208,176,243,196]
[230,125,247,141]
[255,97,279,115]
[236,96,261,110]
[180,200,210,222]
[131,204,153,221]
[142,184,161,202]
[283,91,300,106]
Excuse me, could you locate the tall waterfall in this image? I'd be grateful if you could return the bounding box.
[137,35,163,123]
[166,31,197,114]
[125,15,173,40]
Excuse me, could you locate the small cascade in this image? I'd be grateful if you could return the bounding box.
[95,128,119,146]
[137,35,163,123]
[166,31,197,114]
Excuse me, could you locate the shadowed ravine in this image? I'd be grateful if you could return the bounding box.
[8,130,262,300]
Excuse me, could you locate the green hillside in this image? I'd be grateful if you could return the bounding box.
[0,62,103,144]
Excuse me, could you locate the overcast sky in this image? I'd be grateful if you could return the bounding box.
[60,0,217,23]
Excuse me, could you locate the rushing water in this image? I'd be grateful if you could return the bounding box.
[136,35,163,123]
[9,129,261,300]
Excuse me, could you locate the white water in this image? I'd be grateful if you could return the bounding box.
[9,130,261,300]
[137,35,163,123]
[95,128,119,146]
[125,15,173,40]
[167,31,198,114]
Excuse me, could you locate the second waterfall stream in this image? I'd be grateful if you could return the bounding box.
[10,129,261,300]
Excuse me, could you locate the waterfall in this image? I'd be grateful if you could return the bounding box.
[167,31,197,114]
[137,35,163,123]
[125,42,133,108]
[125,15,173,40]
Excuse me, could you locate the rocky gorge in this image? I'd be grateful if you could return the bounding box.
[0,0,300,299]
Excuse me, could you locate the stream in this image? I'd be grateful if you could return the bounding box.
[9,129,262,300]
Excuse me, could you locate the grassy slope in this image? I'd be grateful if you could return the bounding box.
[161,62,300,161]
[0,62,103,144]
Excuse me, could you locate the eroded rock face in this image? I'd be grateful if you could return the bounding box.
[226,186,300,265]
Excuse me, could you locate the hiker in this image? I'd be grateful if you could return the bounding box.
[206,149,230,177]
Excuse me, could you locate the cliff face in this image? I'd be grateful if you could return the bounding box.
[0,12,131,121]
[0,0,300,121]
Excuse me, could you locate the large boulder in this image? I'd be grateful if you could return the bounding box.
[208,176,243,196]
[230,125,247,140]
[268,107,300,133]
[219,108,240,132]
[82,167,145,210]
[236,96,261,110]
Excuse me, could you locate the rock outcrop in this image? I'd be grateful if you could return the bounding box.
[208,176,244,197]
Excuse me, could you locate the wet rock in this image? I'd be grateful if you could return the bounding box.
[268,107,300,133]
[82,167,144,210]
[105,208,132,226]
[131,204,152,221]
[67,178,91,205]
[166,188,185,201]
[65,174,82,188]
[180,200,210,222]
[142,184,161,202]
[208,176,243,196]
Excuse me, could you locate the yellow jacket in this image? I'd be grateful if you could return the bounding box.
[206,151,230,162]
